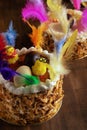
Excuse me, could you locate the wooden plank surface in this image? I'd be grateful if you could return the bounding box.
[0,0,87,130]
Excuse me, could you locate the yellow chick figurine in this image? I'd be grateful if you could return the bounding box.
[32,58,54,80]
[5,46,19,64]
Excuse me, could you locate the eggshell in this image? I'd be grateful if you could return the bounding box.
[14,65,31,87]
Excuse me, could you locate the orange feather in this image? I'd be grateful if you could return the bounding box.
[29,23,47,47]
[23,19,47,48]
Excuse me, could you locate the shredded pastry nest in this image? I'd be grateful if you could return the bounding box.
[67,9,87,60]
[0,75,64,125]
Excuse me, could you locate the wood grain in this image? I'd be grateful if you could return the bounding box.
[0,0,87,130]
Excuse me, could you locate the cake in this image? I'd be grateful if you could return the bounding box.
[0,0,87,126]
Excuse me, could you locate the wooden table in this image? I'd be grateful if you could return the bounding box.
[0,0,87,130]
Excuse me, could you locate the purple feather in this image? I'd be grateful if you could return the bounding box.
[0,60,15,80]
[0,67,16,80]
[0,60,8,69]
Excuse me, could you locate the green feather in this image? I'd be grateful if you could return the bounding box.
[22,74,40,85]
[15,71,40,86]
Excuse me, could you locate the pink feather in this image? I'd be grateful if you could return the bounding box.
[76,9,87,32]
[70,0,81,10]
[22,0,48,23]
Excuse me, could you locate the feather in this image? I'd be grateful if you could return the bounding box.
[50,52,70,75]
[0,67,16,80]
[23,74,40,85]
[56,7,69,34]
[48,22,66,41]
[22,0,48,23]
[60,30,78,61]
[15,73,40,85]
[0,35,7,60]
[54,35,67,54]
[0,35,6,52]
[70,0,81,10]
[49,24,67,55]
[0,60,8,71]
[47,0,62,12]
[50,30,78,75]
[76,9,87,32]
[29,23,47,47]
[2,21,17,47]
[47,0,69,34]
[23,19,47,47]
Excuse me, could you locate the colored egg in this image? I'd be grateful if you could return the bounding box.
[14,65,31,87]
[24,51,49,68]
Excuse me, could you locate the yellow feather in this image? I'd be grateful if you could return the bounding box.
[47,0,69,34]
[60,30,78,61]
[50,53,70,75]
[47,0,62,12]
[57,7,69,34]
[50,30,78,75]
